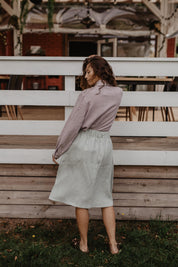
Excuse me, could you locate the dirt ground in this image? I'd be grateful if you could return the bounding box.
[0,218,64,232]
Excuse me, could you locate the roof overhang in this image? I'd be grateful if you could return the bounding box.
[0,0,160,37]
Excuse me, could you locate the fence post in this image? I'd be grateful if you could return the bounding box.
[64,76,76,120]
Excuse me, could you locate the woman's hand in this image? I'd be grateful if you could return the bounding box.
[52,155,59,165]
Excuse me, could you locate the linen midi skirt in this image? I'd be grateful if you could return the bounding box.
[49,129,114,209]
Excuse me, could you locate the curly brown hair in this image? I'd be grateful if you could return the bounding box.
[80,56,117,90]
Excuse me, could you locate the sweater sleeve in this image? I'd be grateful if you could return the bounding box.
[53,92,88,159]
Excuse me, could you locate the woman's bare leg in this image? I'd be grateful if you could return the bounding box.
[75,207,89,252]
[102,206,118,254]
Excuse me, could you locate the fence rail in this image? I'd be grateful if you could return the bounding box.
[0,121,178,136]
[0,90,178,106]
[1,56,178,76]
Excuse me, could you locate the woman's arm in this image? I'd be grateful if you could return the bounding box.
[53,92,88,160]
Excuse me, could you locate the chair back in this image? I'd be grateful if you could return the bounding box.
[8,75,23,90]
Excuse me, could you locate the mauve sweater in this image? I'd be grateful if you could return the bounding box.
[53,80,123,159]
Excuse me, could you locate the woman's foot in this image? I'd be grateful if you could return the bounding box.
[72,238,89,253]
[109,242,119,254]
[79,240,89,253]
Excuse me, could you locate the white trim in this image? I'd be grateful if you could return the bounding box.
[1,0,14,16]
[0,91,178,107]
[113,150,178,166]
[0,121,65,136]
[0,121,178,137]
[0,57,178,76]
[97,38,117,57]
[121,92,178,107]
[142,0,162,20]
[0,149,177,166]
[24,27,152,37]
[0,90,74,106]
[110,121,178,137]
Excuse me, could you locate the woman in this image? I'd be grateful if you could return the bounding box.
[49,56,123,254]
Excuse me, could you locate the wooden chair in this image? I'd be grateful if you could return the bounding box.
[5,75,24,120]
[160,81,176,122]
[116,107,135,121]
[138,107,149,121]
[160,107,175,121]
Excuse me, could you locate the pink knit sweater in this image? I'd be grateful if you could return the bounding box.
[54,80,123,159]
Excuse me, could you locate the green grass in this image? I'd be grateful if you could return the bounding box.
[0,219,177,266]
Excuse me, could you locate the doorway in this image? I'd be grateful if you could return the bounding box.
[69,41,97,57]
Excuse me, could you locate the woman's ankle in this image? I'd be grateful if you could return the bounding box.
[109,238,117,246]
[80,238,88,247]
[79,239,89,253]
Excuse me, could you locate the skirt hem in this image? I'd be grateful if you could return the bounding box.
[48,197,113,209]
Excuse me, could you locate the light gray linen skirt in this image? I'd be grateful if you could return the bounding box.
[49,129,114,208]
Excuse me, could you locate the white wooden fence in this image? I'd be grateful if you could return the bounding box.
[0,57,178,220]
[0,57,178,166]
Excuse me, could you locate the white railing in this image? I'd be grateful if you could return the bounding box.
[0,57,178,166]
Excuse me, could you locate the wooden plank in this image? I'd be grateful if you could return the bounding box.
[1,191,177,207]
[0,121,65,136]
[0,205,76,219]
[0,164,57,177]
[93,207,178,221]
[0,177,177,193]
[1,136,178,151]
[0,205,177,220]
[0,135,57,149]
[1,0,14,16]
[114,207,178,221]
[113,150,178,166]
[0,90,75,106]
[116,77,173,82]
[121,92,178,107]
[0,149,178,165]
[0,57,178,77]
[111,122,178,137]
[142,0,162,20]
[112,137,178,151]
[114,166,178,179]
[0,57,84,76]
[0,177,54,191]
[0,191,54,205]
[65,76,76,119]
[1,91,178,107]
[0,121,178,137]
[0,149,54,164]
[113,193,178,207]
[0,164,177,179]
[113,179,178,193]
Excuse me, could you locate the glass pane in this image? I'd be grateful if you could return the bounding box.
[101,43,113,57]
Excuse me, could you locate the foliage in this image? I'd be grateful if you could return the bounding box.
[0,219,177,266]
[7,0,54,54]
[47,0,55,31]
[8,15,19,30]
[8,0,55,33]
[0,32,7,46]
[20,0,29,34]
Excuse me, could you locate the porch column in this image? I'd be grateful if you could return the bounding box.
[158,0,169,57]
[143,0,169,57]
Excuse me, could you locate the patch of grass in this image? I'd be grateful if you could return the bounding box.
[0,219,177,266]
